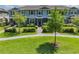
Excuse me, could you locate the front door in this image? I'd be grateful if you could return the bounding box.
[38,19,42,27]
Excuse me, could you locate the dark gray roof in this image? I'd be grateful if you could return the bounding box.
[18,5,70,10]
[70,7,78,9]
[0,8,8,13]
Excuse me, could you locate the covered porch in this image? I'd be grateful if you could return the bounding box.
[26,18,49,26]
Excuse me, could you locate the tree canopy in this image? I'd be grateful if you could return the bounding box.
[47,8,64,32]
[72,16,79,26]
[13,11,27,25]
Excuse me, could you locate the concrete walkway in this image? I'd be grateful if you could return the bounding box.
[0,33,79,41]
[36,27,43,34]
[0,27,79,41]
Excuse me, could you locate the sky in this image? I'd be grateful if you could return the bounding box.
[0,5,79,10]
[0,5,19,10]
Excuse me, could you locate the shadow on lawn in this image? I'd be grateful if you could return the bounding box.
[36,42,58,54]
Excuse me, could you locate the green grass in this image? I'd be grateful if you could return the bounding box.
[0,27,37,38]
[0,36,79,54]
[61,32,79,36]
[0,27,3,31]
[0,32,36,38]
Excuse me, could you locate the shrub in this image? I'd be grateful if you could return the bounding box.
[42,26,51,33]
[27,24,35,27]
[78,30,79,32]
[27,24,38,29]
[63,24,76,27]
[62,27,77,33]
[35,26,38,29]
[23,27,36,32]
[5,28,16,33]
[77,28,79,33]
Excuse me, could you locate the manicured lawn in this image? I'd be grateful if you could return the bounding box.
[0,32,36,38]
[0,36,79,54]
[0,27,3,31]
[0,27,37,38]
[61,32,79,36]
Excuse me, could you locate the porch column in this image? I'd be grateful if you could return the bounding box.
[29,10,30,15]
[41,18,43,25]
[34,18,35,25]
[37,19,38,25]
[29,18,30,24]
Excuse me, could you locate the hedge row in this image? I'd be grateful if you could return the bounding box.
[42,25,78,33]
[5,27,36,33]
[25,24,38,29]
[63,24,76,27]
[5,28,16,33]
[42,26,51,33]
[62,27,77,33]
[23,27,36,32]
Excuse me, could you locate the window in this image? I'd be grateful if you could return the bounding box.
[38,10,43,15]
[31,10,33,15]
[71,12,73,14]
[30,10,35,15]
[74,11,77,14]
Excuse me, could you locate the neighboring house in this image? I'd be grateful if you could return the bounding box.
[8,5,79,26]
[0,8,9,25]
[65,7,79,24]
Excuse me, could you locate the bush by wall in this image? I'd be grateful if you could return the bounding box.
[62,27,77,33]
[27,24,35,27]
[26,24,38,29]
[42,26,51,33]
[4,28,16,33]
[23,27,36,32]
[63,24,76,27]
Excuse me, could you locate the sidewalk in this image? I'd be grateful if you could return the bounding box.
[0,27,79,41]
[0,33,79,41]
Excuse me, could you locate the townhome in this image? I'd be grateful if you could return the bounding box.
[0,8,9,25]
[8,5,79,26]
[65,7,79,23]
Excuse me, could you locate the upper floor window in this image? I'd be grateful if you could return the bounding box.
[74,11,77,14]
[22,10,24,14]
[70,11,73,14]
[30,10,35,15]
[38,10,43,15]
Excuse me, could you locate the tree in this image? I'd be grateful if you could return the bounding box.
[71,16,79,33]
[62,8,68,15]
[13,11,27,33]
[72,16,79,26]
[47,8,64,47]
